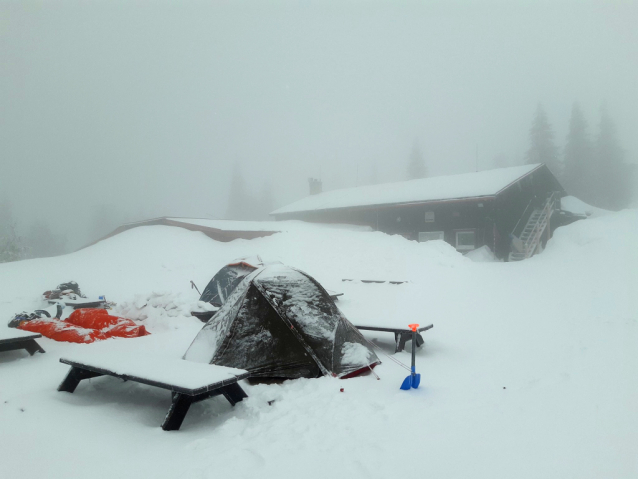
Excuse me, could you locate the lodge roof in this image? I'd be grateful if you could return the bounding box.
[271,164,544,216]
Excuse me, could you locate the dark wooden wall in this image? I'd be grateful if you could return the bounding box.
[274,165,565,259]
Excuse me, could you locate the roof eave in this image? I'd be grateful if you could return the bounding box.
[271,195,496,217]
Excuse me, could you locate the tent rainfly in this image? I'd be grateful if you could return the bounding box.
[184,264,380,379]
[199,256,265,307]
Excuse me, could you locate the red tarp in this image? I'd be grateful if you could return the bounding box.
[18,308,149,344]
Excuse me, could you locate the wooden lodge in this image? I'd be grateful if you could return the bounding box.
[271,164,573,260]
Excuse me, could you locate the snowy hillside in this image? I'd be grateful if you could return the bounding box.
[1,212,637,479]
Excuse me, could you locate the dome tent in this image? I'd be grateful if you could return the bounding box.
[184,264,380,379]
[199,256,267,307]
[191,256,273,322]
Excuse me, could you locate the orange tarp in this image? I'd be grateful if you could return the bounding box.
[18,308,148,344]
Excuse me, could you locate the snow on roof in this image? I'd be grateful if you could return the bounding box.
[165,218,282,232]
[271,164,543,216]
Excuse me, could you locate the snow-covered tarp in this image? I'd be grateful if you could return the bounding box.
[271,164,542,215]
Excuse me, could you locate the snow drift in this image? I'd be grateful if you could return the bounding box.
[0,214,636,479]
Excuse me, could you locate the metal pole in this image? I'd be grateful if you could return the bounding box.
[412,328,417,376]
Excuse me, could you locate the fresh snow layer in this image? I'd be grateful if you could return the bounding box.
[560,195,610,218]
[464,244,497,262]
[1,214,637,479]
[61,350,247,389]
[165,218,283,231]
[0,327,41,341]
[271,164,541,215]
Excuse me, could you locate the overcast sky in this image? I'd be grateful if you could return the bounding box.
[1,0,636,248]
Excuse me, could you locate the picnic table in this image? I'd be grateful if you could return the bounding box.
[58,352,250,431]
[354,324,433,353]
[0,329,46,356]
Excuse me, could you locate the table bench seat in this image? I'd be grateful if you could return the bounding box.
[58,352,249,431]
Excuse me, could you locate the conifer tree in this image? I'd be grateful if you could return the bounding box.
[0,197,13,238]
[25,220,68,258]
[258,181,275,220]
[225,163,253,220]
[526,104,562,179]
[593,106,634,210]
[407,141,427,179]
[563,103,593,201]
[0,226,27,263]
[0,199,27,263]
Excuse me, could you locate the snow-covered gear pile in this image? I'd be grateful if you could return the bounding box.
[43,281,85,300]
[184,263,380,379]
[10,308,148,344]
[115,291,195,324]
[42,281,107,309]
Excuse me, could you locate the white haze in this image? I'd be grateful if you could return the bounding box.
[1,1,637,249]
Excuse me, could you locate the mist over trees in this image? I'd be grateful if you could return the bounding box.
[592,106,634,210]
[0,200,27,263]
[225,164,275,221]
[369,161,379,185]
[563,103,593,202]
[225,164,251,220]
[256,182,275,221]
[0,2,636,261]
[407,141,427,179]
[526,104,561,179]
[0,198,68,262]
[88,204,129,246]
[521,102,634,211]
[25,220,68,259]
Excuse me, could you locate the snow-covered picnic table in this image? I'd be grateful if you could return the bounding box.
[0,328,46,356]
[57,351,249,431]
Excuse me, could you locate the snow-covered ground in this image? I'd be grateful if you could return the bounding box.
[1,212,637,479]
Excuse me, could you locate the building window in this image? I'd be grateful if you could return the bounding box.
[424,211,435,223]
[455,230,476,251]
[418,231,444,242]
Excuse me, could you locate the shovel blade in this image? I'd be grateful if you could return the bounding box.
[412,373,421,389]
[400,375,412,390]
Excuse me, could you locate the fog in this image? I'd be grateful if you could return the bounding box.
[1,1,637,251]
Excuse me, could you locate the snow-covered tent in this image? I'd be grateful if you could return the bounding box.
[185,264,380,379]
[199,256,266,307]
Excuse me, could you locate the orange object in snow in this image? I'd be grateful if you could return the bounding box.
[408,323,419,332]
[18,308,148,344]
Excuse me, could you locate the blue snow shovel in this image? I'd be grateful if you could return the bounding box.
[400,324,421,390]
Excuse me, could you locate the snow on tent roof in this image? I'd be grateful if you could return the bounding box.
[271,164,543,216]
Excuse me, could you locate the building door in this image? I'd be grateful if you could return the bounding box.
[455,230,477,251]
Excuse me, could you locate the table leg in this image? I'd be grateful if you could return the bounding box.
[162,393,193,431]
[24,339,45,355]
[221,383,248,406]
[58,367,103,393]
